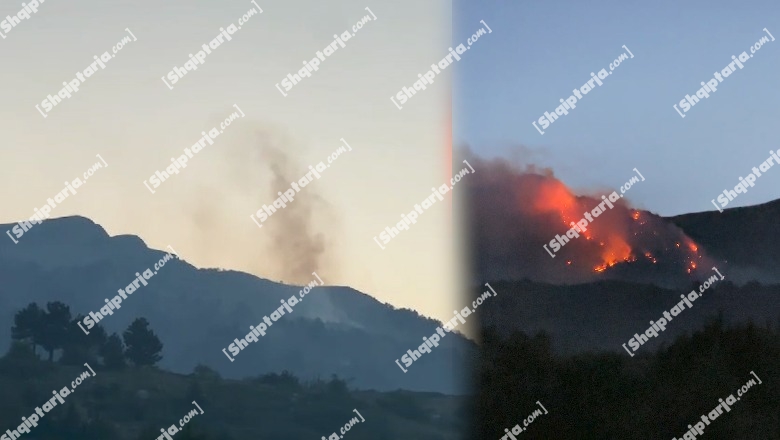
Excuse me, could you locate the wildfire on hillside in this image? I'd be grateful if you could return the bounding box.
[524,175,706,276]
[468,153,712,286]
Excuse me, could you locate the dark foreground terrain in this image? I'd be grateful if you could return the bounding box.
[473,316,780,439]
[0,343,468,440]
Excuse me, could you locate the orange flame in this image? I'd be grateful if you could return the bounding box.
[529,178,633,271]
[532,180,593,240]
[524,172,707,277]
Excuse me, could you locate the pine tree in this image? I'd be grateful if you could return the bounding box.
[101,333,126,370]
[39,302,72,361]
[123,318,163,366]
[60,314,107,365]
[11,302,44,355]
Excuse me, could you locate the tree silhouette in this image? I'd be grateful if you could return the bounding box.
[11,302,44,355]
[101,333,126,370]
[4,340,40,363]
[326,373,349,397]
[38,302,73,362]
[61,314,107,366]
[123,318,163,366]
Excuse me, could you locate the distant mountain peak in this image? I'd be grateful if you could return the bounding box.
[1,215,108,246]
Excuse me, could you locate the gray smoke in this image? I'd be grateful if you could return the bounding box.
[256,129,328,285]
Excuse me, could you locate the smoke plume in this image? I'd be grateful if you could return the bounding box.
[257,130,328,284]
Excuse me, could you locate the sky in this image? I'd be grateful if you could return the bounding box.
[454,0,780,217]
[0,0,466,328]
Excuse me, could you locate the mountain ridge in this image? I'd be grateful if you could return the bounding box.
[0,216,473,394]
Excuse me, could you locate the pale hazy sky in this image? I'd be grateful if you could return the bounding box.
[0,0,465,326]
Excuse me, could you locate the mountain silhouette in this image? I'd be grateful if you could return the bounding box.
[478,199,780,354]
[0,216,474,394]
